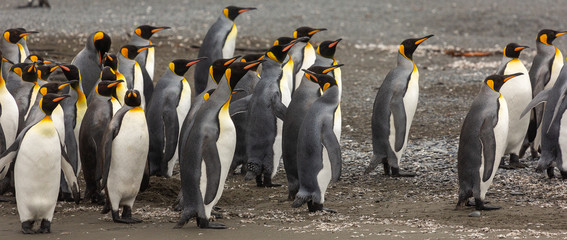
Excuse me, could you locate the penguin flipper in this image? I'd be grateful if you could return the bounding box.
[547,91,567,133]
[142,67,153,105]
[479,118,496,182]
[272,92,287,120]
[162,108,179,171]
[60,148,80,203]
[390,97,407,152]
[322,124,342,183]
[520,88,550,118]
[100,109,127,188]
[0,119,38,179]
[202,138,221,205]
[229,95,251,117]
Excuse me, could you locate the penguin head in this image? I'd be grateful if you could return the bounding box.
[100,66,118,81]
[303,69,338,92]
[503,43,528,59]
[317,39,342,59]
[203,88,216,101]
[96,80,123,97]
[399,35,434,60]
[265,38,306,63]
[484,73,523,92]
[223,6,256,21]
[40,94,69,116]
[225,59,265,91]
[305,64,344,83]
[169,57,207,76]
[36,65,59,81]
[40,81,73,96]
[134,25,171,40]
[91,31,112,64]
[3,28,38,43]
[120,44,154,60]
[59,64,81,82]
[11,62,37,83]
[210,56,240,84]
[537,29,567,46]
[103,53,118,70]
[240,54,264,71]
[293,26,327,39]
[124,89,142,107]
[25,54,51,65]
[273,37,295,46]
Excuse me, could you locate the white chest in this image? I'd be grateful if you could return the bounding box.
[546,48,564,90]
[222,24,237,58]
[176,79,192,123]
[280,59,294,107]
[0,87,18,146]
[146,46,155,79]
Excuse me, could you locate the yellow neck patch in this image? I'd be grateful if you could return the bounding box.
[487,80,495,90]
[267,52,279,62]
[94,32,104,42]
[223,8,229,18]
[209,66,214,80]
[121,48,129,58]
[3,32,9,42]
[169,62,175,73]
[225,68,232,87]
[540,34,549,45]
[399,44,408,59]
[135,28,142,37]
[293,31,298,39]
[204,92,210,101]
[323,82,331,91]
[13,67,22,77]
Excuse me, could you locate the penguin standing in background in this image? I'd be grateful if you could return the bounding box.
[128,25,170,80]
[175,60,263,229]
[193,6,256,94]
[283,64,342,200]
[365,35,433,177]
[497,43,531,169]
[146,57,205,177]
[79,71,123,204]
[11,62,41,131]
[1,28,37,79]
[0,50,19,152]
[117,45,153,109]
[0,94,79,234]
[7,54,51,94]
[522,29,566,158]
[100,89,149,224]
[72,31,111,100]
[245,42,300,187]
[292,70,341,213]
[87,53,127,104]
[457,73,522,211]
[290,27,326,92]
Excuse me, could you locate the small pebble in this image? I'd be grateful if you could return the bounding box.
[468,211,481,217]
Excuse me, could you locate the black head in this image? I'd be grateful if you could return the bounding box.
[503,43,528,59]
[120,44,154,60]
[485,73,523,92]
[25,54,50,64]
[273,37,295,46]
[317,38,342,59]
[100,66,118,81]
[36,65,58,81]
[59,64,80,81]
[3,28,38,44]
[92,31,112,56]
[40,94,69,116]
[203,88,215,101]
[135,25,171,40]
[399,35,434,60]
[124,89,142,107]
[266,41,300,63]
[306,63,344,76]
[293,26,326,39]
[96,80,123,97]
[303,69,337,92]
[40,81,72,96]
[223,6,256,21]
[103,53,118,70]
[169,57,207,76]
[240,54,264,71]
[11,62,37,83]
[226,60,265,90]
[537,29,567,45]
[210,56,240,84]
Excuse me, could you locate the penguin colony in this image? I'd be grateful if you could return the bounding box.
[0,5,564,234]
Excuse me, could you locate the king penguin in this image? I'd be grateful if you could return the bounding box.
[146,57,206,177]
[523,29,567,158]
[1,28,37,80]
[497,43,531,169]
[79,71,123,204]
[365,35,433,177]
[87,53,127,104]
[457,73,522,211]
[72,31,111,100]
[290,27,326,92]
[0,50,19,152]
[6,54,50,95]
[100,89,149,223]
[128,25,170,80]
[117,44,153,109]
[291,70,342,212]
[0,93,79,234]
[11,62,41,132]
[175,59,263,229]
[193,6,256,94]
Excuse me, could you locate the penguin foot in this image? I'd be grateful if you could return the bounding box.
[211,211,223,219]
[197,217,226,229]
[21,220,35,234]
[500,162,527,169]
[113,217,143,224]
[391,168,417,177]
[465,199,490,207]
[474,199,500,211]
[560,171,567,179]
[307,201,336,213]
[547,167,555,179]
[101,202,111,214]
[37,219,51,234]
[213,206,222,211]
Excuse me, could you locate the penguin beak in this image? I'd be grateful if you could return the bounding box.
[1,58,14,64]
[19,31,38,38]
[53,95,71,102]
[137,45,156,53]
[323,64,345,74]
[58,83,71,89]
[43,60,52,64]
[225,56,241,66]
[186,57,208,67]
[105,54,114,62]
[503,72,524,82]
[238,7,256,13]
[308,28,327,36]
[108,81,121,88]
[415,35,434,45]
[514,46,529,52]
[328,38,342,48]
[556,32,567,37]
[50,66,60,72]
[302,69,318,82]
[58,65,70,72]
[243,59,265,70]
[151,26,171,33]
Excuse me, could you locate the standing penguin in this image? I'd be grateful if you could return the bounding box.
[365,35,433,177]
[292,70,341,212]
[283,64,342,200]
[193,6,256,94]
[290,27,326,92]
[146,57,205,177]
[1,28,37,79]
[6,54,51,95]
[497,43,531,169]
[523,29,567,158]
[79,72,123,204]
[128,25,170,80]
[456,73,522,210]
[87,54,127,104]
[11,62,40,131]
[0,94,79,234]
[175,60,263,229]
[245,42,299,187]
[117,45,153,109]
[72,31,111,99]
[100,89,149,223]
[0,50,19,153]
